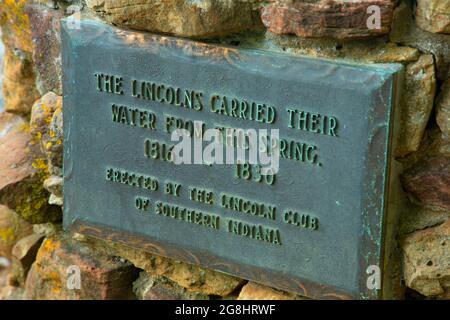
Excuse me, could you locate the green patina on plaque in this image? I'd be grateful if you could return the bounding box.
[62,19,403,299]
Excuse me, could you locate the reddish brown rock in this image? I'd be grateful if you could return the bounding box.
[402,219,450,298]
[401,157,450,210]
[261,0,395,39]
[79,235,245,297]
[0,113,32,194]
[133,272,209,300]
[0,112,61,224]
[25,233,139,300]
[25,4,64,95]
[237,282,304,300]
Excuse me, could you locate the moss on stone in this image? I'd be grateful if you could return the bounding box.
[0,226,15,243]
[12,159,62,224]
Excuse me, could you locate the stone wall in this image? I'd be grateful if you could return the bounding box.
[0,0,448,300]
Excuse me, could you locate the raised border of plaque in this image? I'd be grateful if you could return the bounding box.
[62,19,404,300]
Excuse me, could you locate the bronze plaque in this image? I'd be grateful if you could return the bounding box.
[62,20,403,299]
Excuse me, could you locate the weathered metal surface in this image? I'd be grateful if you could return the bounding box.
[62,20,403,299]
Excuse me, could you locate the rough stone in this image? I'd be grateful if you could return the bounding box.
[12,233,44,264]
[402,219,450,298]
[2,49,40,114]
[260,0,395,39]
[30,92,61,140]
[261,32,419,63]
[0,0,34,54]
[43,176,63,198]
[0,285,24,300]
[0,267,7,288]
[0,205,33,259]
[25,4,64,95]
[0,267,24,300]
[0,257,10,269]
[8,233,45,287]
[403,127,450,164]
[237,282,304,300]
[133,272,209,300]
[0,112,25,136]
[25,233,139,300]
[0,0,39,114]
[400,202,450,235]
[429,131,450,158]
[32,223,61,237]
[390,1,450,81]
[30,92,63,176]
[80,236,245,297]
[436,79,450,138]
[86,0,263,38]
[401,157,450,210]
[47,102,63,175]
[0,112,61,224]
[44,176,63,207]
[397,54,436,157]
[48,194,63,207]
[415,0,450,34]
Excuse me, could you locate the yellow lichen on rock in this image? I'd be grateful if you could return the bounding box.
[0,0,33,53]
[0,0,40,114]
[36,238,61,261]
[0,205,33,258]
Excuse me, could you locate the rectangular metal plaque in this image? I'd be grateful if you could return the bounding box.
[62,20,403,299]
